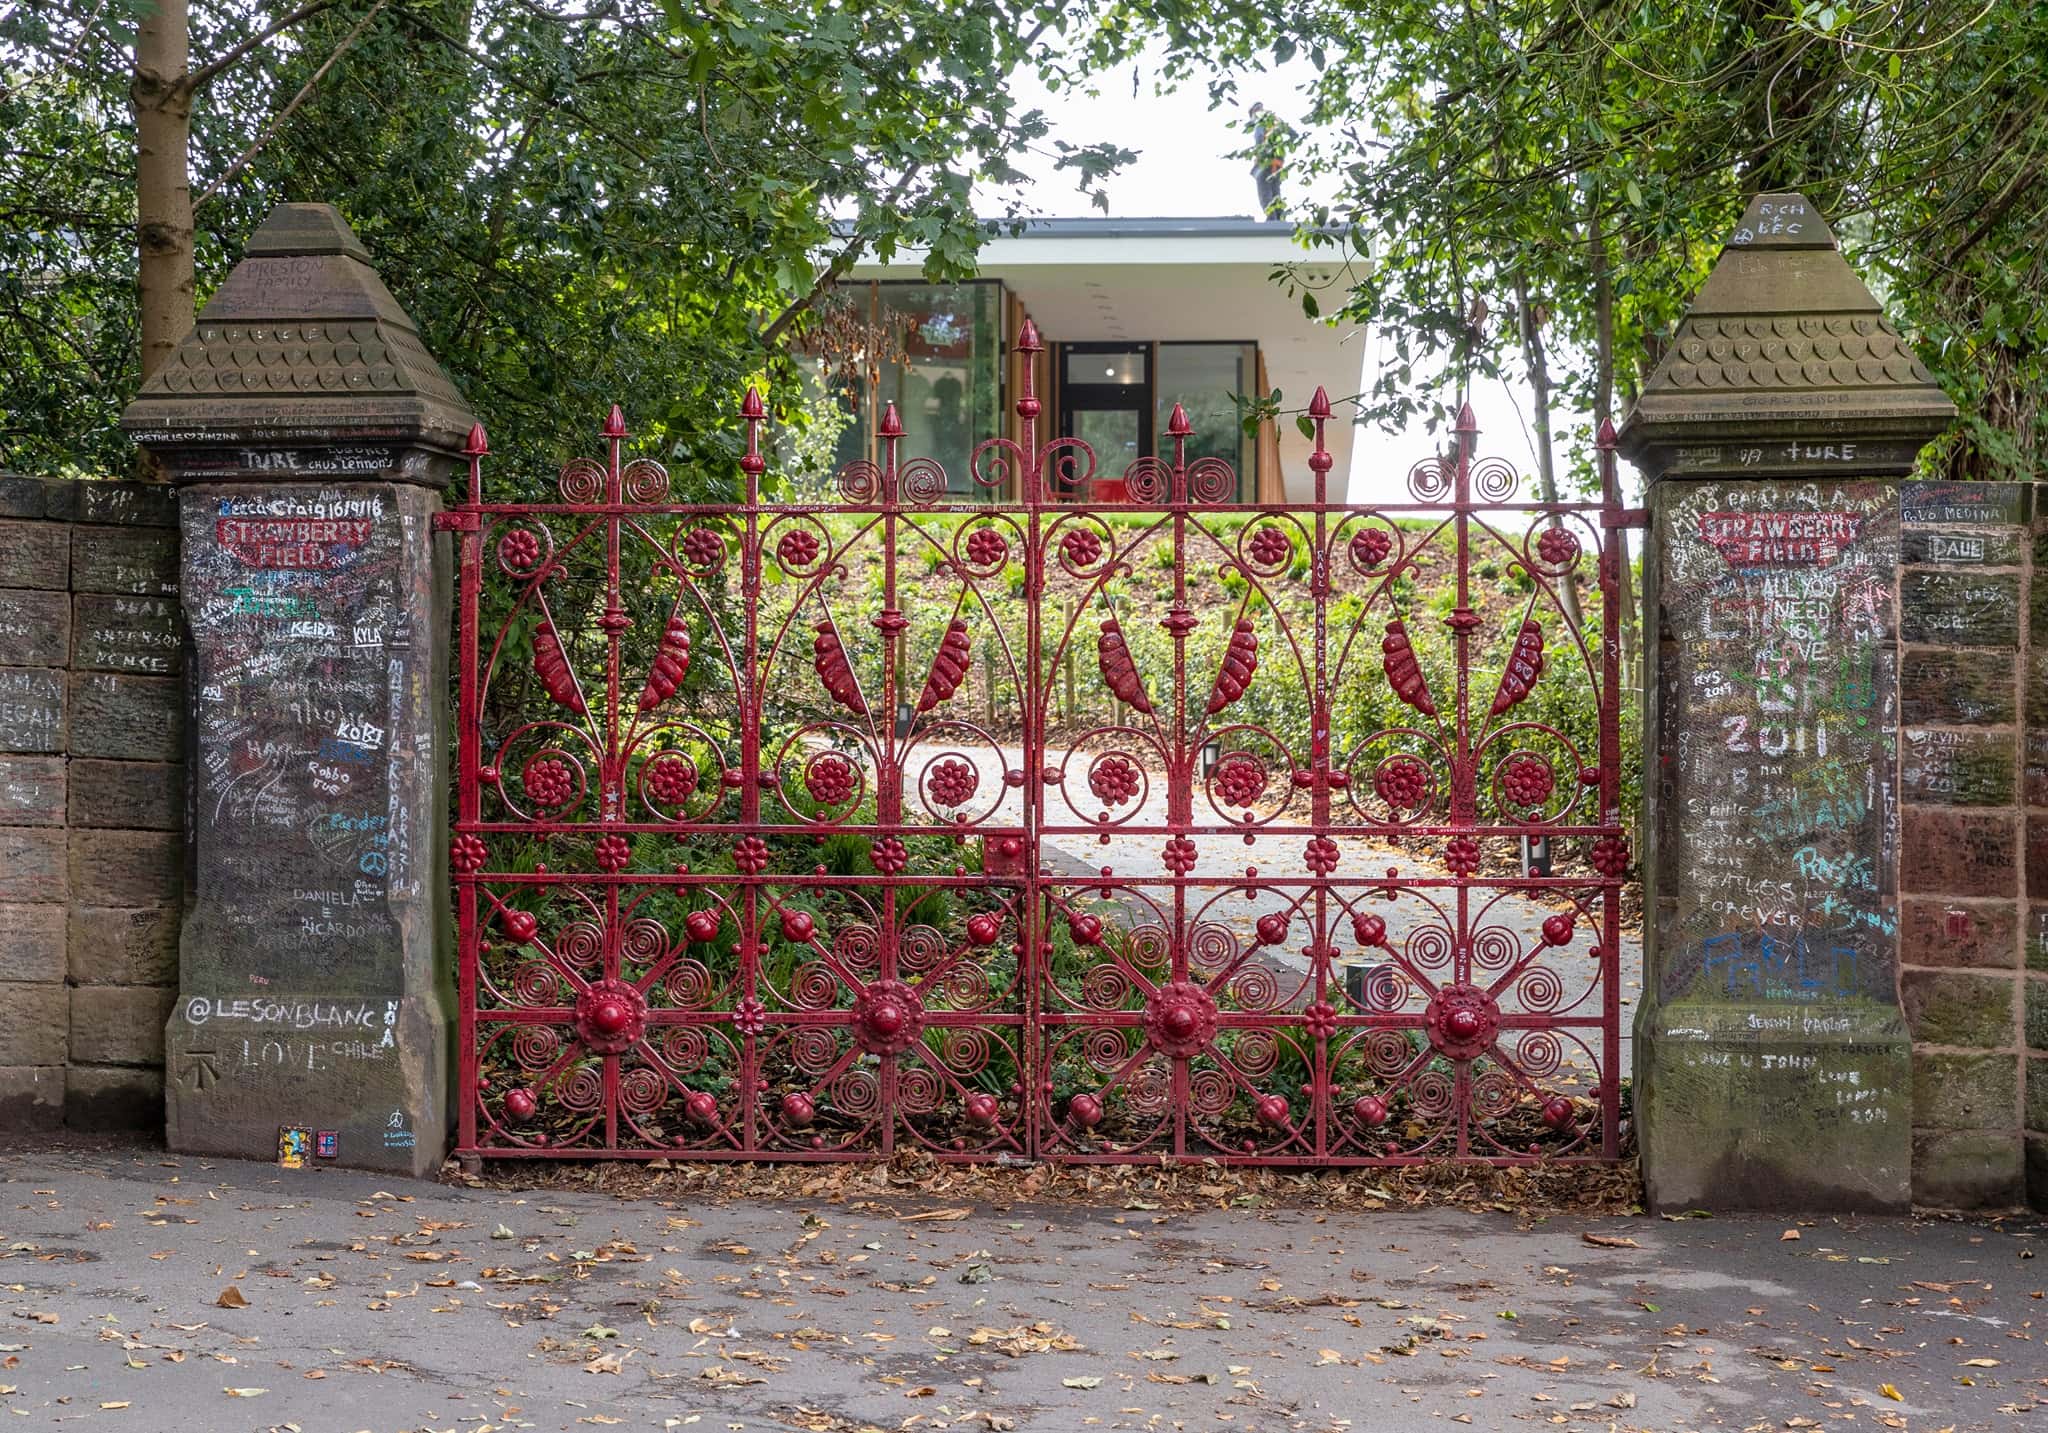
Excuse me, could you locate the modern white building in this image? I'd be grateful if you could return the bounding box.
[831,217,1365,504]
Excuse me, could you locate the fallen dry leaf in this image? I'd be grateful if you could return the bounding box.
[1780,1229,1801,1242]
[214,1287,248,1309]
[1581,1233,1638,1249]
[899,1207,973,1222]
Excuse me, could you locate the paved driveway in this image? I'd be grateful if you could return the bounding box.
[2,1145,2038,1432]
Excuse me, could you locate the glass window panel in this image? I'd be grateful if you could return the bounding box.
[876,283,1002,495]
[1156,343,1256,500]
[798,282,1003,497]
[1065,348,1148,386]
[1073,407,1144,471]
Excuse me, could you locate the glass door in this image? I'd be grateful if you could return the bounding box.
[1058,344,1151,499]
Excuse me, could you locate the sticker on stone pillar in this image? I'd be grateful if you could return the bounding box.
[382,1109,415,1152]
[279,1127,311,1169]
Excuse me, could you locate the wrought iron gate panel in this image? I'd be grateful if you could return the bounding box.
[449,324,1629,1165]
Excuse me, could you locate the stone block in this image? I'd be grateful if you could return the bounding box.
[1901,728,2014,806]
[1904,648,2015,727]
[0,903,64,983]
[69,829,181,908]
[1901,899,2017,970]
[1903,480,2028,528]
[0,588,70,666]
[75,481,176,528]
[0,1065,63,1130]
[1913,1050,2019,1130]
[68,985,173,1066]
[2029,1133,2048,1212]
[168,476,452,1176]
[69,525,178,596]
[0,983,68,1065]
[1912,1129,2024,1209]
[0,667,65,753]
[2027,727,2048,807]
[1901,969,2016,1049]
[1901,808,2016,897]
[2029,977,2048,1051]
[68,907,178,986]
[1635,1001,1911,1212]
[66,672,182,760]
[66,1065,163,1131]
[1901,571,2019,648]
[0,755,66,826]
[70,593,182,675]
[0,826,65,902]
[0,475,52,520]
[2029,1055,2048,1131]
[2029,820,2048,906]
[1901,528,2023,566]
[68,760,182,831]
[0,519,69,590]
[2030,646,2048,725]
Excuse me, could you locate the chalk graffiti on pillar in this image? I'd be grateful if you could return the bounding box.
[1700,929,1860,999]
[1697,510,1865,568]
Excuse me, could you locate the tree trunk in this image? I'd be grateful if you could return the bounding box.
[133,0,195,384]
[1590,200,1640,697]
[1513,272,1582,634]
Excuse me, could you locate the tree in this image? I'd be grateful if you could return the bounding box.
[1077,0,2047,484]
[1,1,1129,482]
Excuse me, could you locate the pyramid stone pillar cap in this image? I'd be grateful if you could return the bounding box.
[121,203,476,487]
[1617,192,1954,481]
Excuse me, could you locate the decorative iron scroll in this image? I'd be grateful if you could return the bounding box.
[448,321,1629,1165]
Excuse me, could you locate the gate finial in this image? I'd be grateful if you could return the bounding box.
[739,387,766,493]
[1307,388,1333,495]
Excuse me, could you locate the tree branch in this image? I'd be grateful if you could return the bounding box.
[196,0,390,205]
[757,172,920,349]
[184,0,345,94]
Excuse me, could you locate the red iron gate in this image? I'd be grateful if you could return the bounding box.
[446,325,1630,1165]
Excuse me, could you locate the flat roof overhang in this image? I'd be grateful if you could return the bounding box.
[847,218,1365,502]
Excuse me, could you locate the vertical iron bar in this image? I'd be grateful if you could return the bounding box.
[455,424,486,1156]
[1596,418,1624,1159]
[1015,320,1045,1159]
[1308,388,1332,1161]
[1453,405,1474,1159]
[740,388,766,1155]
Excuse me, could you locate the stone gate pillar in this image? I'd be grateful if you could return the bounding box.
[1621,193,1954,1210]
[121,204,474,1176]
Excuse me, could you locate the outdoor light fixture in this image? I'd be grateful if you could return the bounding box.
[894,700,915,739]
[1200,738,1221,777]
[1522,833,1553,878]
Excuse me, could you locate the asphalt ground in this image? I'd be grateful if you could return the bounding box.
[0,1142,2040,1433]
